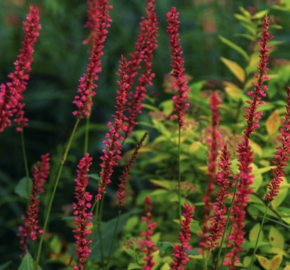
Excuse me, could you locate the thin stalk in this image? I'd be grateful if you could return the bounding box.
[178,126,181,223]
[67,245,77,268]
[220,224,233,270]
[84,116,90,155]
[203,252,208,270]
[21,130,30,205]
[106,210,121,270]
[215,178,239,270]
[98,195,105,267]
[249,204,269,270]
[85,200,100,270]
[35,118,80,269]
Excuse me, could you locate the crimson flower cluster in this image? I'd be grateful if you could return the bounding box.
[73,0,112,118]
[166,7,190,127]
[266,86,290,202]
[171,203,195,270]
[72,153,93,270]
[207,145,232,253]
[17,215,30,257]
[27,153,50,241]
[140,197,158,270]
[200,92,222,251]
[117,132,148,210]
[0,5,41,132]
[126,0,159,137]
[225,15,272,268]
[97,57,130,200]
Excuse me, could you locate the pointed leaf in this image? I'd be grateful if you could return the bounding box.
[271,177,288,210]
[159,242,174,255]
[256,255,271,270]
[271,254,283,270]
[269,226,285,249]
[249,223,264,242]
[266,109,280,135]
[160,263,170,270]
[220,57,245,83]
[17,254,42,270]
[219,35,249,61]
[127,263,142,270]
[15,177,32,199]
[223,81,243,100]
[252,9,269,19]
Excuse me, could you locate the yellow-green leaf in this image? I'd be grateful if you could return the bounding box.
[256,255,271,270]
[249,139,263,157]
[220,57,246,83]
[223,81,243,100]
[271,177,288,210]
[270,254,283,270]
[160,264,170,270]
[269,226,285,250]
[266,109,280,135]
[284,266,290,270]
[249,223,264,242]
[219,35,249,61]
[252,9,269,19]
[127,263,142,270]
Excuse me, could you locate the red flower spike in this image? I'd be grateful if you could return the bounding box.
[73,0,112,118]
[166,7,190,128]
[206,145,232,253]
[17,215,30,257]
[125,0,159,137]
[117,132,148,210]
[200,92,222,251]
[0,5,41,132]
[266,86,290,202]
[140,197,158,270]
[96,56,130,200]
[225,15,272,269]
[27,153,50,241]
[170,203,195,270]
[72,153,93,270]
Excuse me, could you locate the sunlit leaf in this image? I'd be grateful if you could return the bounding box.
[269,226,285,249]
[266,109,280,135]
[160,263,170,270]
[271,177,288,210]
[218,35,249,61]
[160,100,174,115]
[249,140,263,157]
[252,9,269,19]
[270,254,283,270]
[223,81,243,100]
[256,255,270,270]
[127,263,142,270]
[220,57,246,83]
[249,223,264,242]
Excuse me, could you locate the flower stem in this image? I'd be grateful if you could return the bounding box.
[98,194,105,267]
[203,252,208,270]
[178,126,182,224]
[21,130,30,205]
[84,116,90,155]
[35,118,80,269]
[249,204,269,270]
[85,200,100,270]
[215,178,239,270]
[106,210,121,270]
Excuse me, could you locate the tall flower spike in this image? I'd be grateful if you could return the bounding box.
[206,145,232,253]
[140,197,158,270]
[73,0,112,118]
[27,153,50,241]
[200,92,222,251]
[167,7,190,127]
[96,56,130,200]
[0,5,41,132]
[224,15,273,269]
[72,153,93,270]
[125,0,159,137]
[117,131,148,210]
[266,86,290,202]
[17,215,30,257]
[170,203,195,270]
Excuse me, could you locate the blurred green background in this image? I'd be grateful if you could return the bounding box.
[1,0,290,268]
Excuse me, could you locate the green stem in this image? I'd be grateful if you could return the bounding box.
[35,119,80,268]
[249,204,269,270]
[215,178,239,270]
[178,126,181,224]
[84,116,90,155]
[21,130,30,205]
[106,210,121,270]
[203,252,208,270]
[85,200,100,270]
[98,195,105,267]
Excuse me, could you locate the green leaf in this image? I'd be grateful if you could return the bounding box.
[185,249,199,255]
[17,254,42,270]
[252,9,269,19]
[0,261,11,270]
[90,210,137,260]
[252,166,275,175]
[220,57,245,83]
[271,177,288,210]
[127,263,142,270]
[219,35,249,61]
[188,80,205,97]
[87,174,100,181]
[159,242,174,255]
[150,179,173,190]
[15,177,32,199]
[160,263,171,270]
[235,33,255,41]
[134,130,149,144]
[142,104,159,112]
[160,100,174,115]
[269,226,285,249]
[249,223,264,242]
[49,235,62,253]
